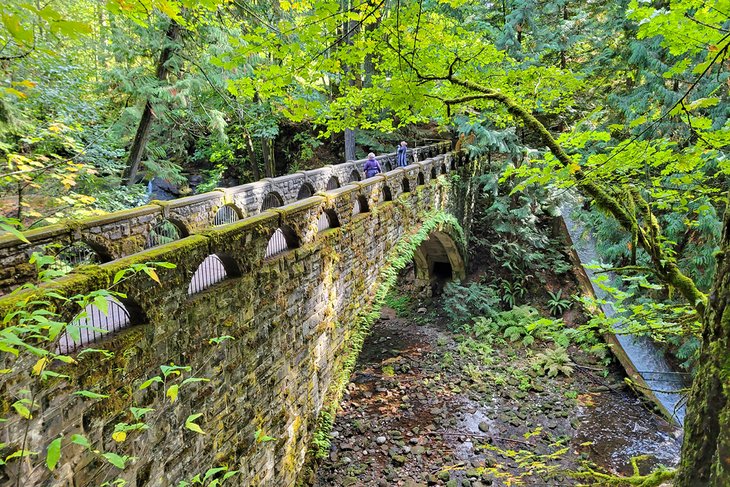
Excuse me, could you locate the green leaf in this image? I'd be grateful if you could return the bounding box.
[101,452,128,469]
[52,20,92,37]
[6,449,37,461]
[204,466,227,481]
[139,376,163,390]
[12,401,31,419]
[41,370,70,381]
[70,434,91,449]
[77,348,115,359]
[181,377,210,386]
[46,437,62,471]
[93,295,109,315]
[166,384,179,402]
[73,390,109,400]
[130,407,154,420]
[1,13,33,45]
[0,222,30,243]
[113,270,127,284]
[185,413,205,434]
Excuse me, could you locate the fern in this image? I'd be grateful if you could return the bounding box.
[532,346,574,378]
[442,282,500,327]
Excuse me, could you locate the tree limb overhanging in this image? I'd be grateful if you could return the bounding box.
[407,61,708,315]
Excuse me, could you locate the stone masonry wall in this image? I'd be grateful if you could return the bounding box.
[0,143,450,296]
[0,149,480,487]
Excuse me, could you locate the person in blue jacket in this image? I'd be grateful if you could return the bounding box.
[396,141,408,167]
[363,153,383,178]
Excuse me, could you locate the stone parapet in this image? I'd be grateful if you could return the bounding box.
[0,142,451,295]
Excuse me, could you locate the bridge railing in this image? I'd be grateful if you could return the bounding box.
[0,141,452,295]
[0,149,471,349]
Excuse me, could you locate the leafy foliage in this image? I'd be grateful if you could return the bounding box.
[546,290,572,317]
[531,346,574,378]
[441,281,499,327]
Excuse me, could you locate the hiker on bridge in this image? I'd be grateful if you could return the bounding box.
[363,153,383,178]
[396,141,408,167]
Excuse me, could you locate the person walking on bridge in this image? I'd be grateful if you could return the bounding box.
[363,152,383,178]
[396,141,408,167]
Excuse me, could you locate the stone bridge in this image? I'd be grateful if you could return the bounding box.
[0,143,451,295]
[0,143,484,486]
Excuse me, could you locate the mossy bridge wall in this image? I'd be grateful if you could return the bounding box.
[0,146,484,486]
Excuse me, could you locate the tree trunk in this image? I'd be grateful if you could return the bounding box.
[261,138,275,178]
[342,0,358,161]
[560,5,568,69]
[676,191,730,486]
[244,130,260,181]
[123,20,181,186]
[344,129,356,161]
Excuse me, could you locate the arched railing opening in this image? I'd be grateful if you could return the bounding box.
[214,205,241,226]
[266,228,288,258]
[417,172,425,186]
[262,192,284,211]
[317,209,340,232]
[430,167,437,180]
[49,241,103,273]
[59,296,140,353]
[352,195,369,216]
[326,176,340,190]
[383,160,393,172]
[145,220,184,249]
[188,254,228,295]
[382,185,393,202]
[450,157,457,171]
[265,226,298,259]
[440,163,447,175]
[401,178,411,193]
[349,170,361,182]
[297,183,314,200]
[317,213,331,232]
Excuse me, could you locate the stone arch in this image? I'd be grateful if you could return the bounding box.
[417,172,425,186]
[326,176,340,190]
[49,241,108,273]
[430,166,437,180]
[352,195,369,216]
[188,253,240,295]
[382,160,393,172]
[145,219,186,249]
[382,185,393,203]
[262,191,285,211]
[440,162,447,175]
[297,183,315,200]
[401,178,411,194]
[58,295,146,353]
[214,204,242,226]
[317,208,340,233]
[349,169,361,182]
[412,228,466,297]
[265,225,300,259]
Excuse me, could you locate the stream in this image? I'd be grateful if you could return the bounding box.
[559,202,688,425]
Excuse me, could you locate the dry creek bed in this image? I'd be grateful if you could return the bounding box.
[311,305,682,487]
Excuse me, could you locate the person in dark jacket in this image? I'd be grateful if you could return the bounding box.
[396,141,408,167]
[363,153,383,178]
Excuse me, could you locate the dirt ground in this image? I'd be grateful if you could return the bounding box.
[311,300,682,487]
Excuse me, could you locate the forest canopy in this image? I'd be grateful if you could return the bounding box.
[1,0,729,483]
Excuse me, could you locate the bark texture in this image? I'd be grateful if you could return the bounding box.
[124,20,181,186]
[676,192,730,486]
